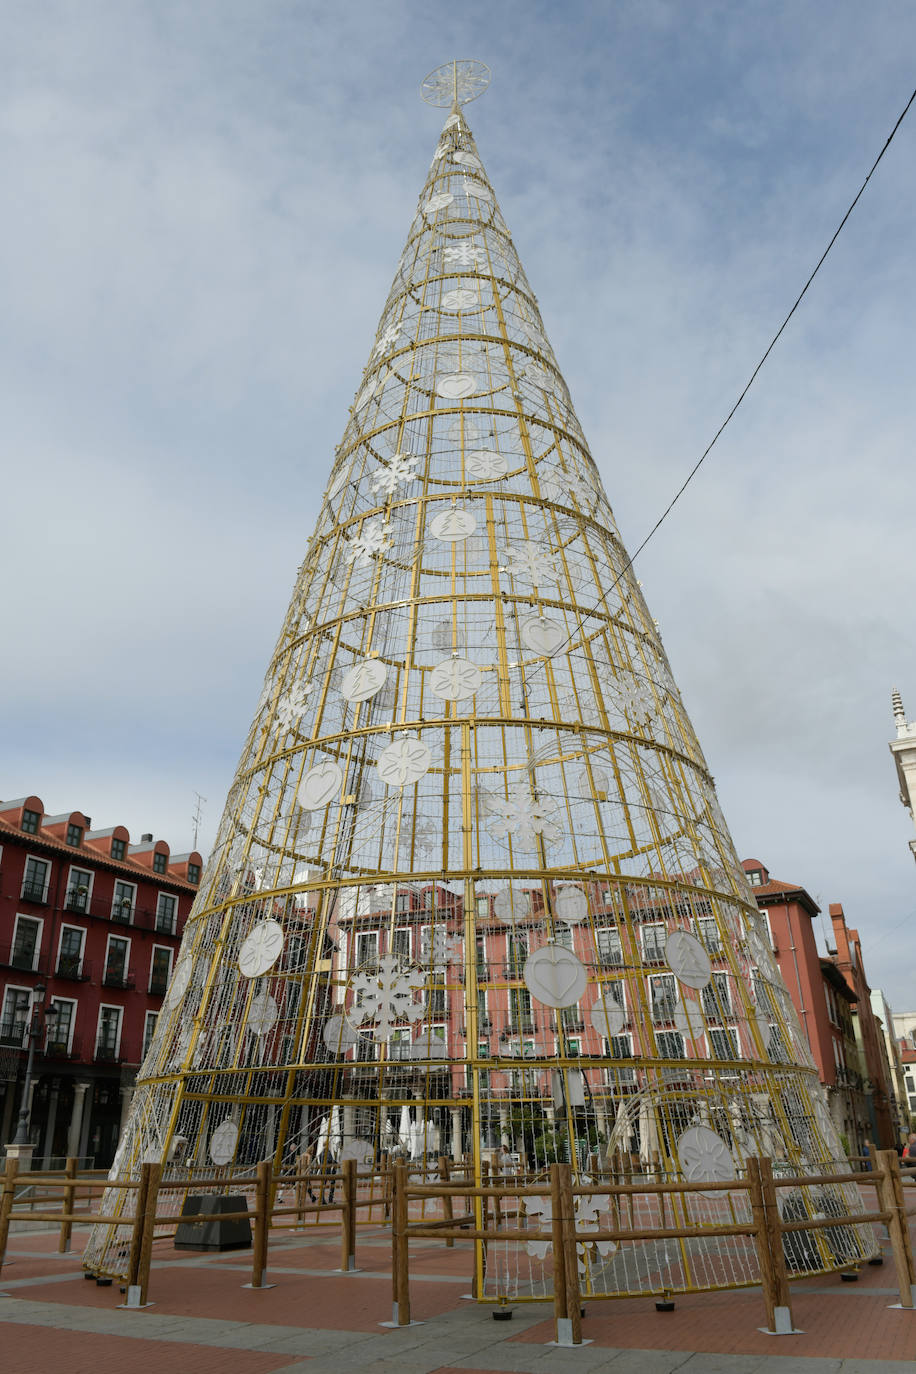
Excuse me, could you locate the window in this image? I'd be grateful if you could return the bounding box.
[111,837,127,861]
[57,926,85,979]
[66,868,92,913]
[112,881,136,923]
[709,1028,739,1060]
[155,893,177,935]
[561,1003,583,1031]
[21,857,49,903]
[0,987,32,1044]
[641,924,667,963]
[21,809,40,834]
[391,928,411,960]
[96,1005,123,1061]
[701,973,731,1022]
[596,928,623,966]
[389,1029,412,1059]
[66,823,83,848]
[48,998,75,1055]
[507,933,528,977]
[395,892,411,915]
[476,895,490,919]
[356,931,378,966]
[427,986,446,1017]
[150,946,173,996]
[656,1030,685,1058]
[747,869,763,886]
[11,915,42,971]
[696,917,721,955]
[153,851,167,875]
[477,989,489,1029]
[104,936,131,988]
[187,862,200,885]
[142,1011,158,1057]
[650,974,677,1022]
[507,986,532,1031]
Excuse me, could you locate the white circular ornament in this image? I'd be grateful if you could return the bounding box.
[674,997,705,1042]
[591,991,625,1040]
[377,736,432,787]
[752,1007,772,1053]
[322,1013,360,1056]
[423,192,453,215]
[164,956,192,1009]
[341,659,388,703]
[339,1139,374,1166]
[463,178,492,203]
[431,619,454,650]
[238,920,285,979]
[429,657,482,701]
[246,992,279,1036]
[441,288,479,312]
[492,887,529,922]
[436,373,477,400]
[430,507,477,542]
[521,615,565,656]
[451,150,482,169]
[298,760,344,811]
[465,450,507,481]
[209,1119,239,1166]
[523,944,588,1008]
[555,885,588,924]
[665,930,712,990]
[327,462,353,500]
[676,1125,736,1189]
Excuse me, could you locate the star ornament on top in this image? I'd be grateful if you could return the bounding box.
[370,451,420,497]
[274,681,314,732]
[345,518,393,567]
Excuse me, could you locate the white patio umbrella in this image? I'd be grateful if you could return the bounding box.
[329,1105,342,1159]
[398,1104,412,1150]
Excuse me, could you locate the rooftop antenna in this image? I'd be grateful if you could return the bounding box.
[192,792,207,851]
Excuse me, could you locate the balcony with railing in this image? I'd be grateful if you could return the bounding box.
[65,889,91,915]
[0,938,46,975]
[45,1035,82,1061]
[55,954,92,982]
[94,1036,122,1064]
[102,965,136,991]
[149,974,170,997]
[0,1017,27,1048]
[20,879,48,905]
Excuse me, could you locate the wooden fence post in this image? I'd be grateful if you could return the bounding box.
[876,1149,916,1308]
[549,1163,569,1342]
[295,1153,308,1225]
[124,1164,152,1299]
[340,1157,356,1271]
[132,1162,161,1308]
[438,1155,454,1248]
[757,1156,794,1333]
[58,1157,77,1254]
[0,1155,20,1278]
[393,1160,411,1326]
[250,1159,272,1289]
[557,1162,582,1346]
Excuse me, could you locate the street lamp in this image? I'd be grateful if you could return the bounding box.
[10,982,57,1149]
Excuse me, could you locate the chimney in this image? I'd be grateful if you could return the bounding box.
[141,833,153,843]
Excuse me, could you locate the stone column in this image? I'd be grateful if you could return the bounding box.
[499,1106,509,1147]
[42,1081,61,1167]
[118,1084,135,1136]
[78,1083,94,1162]
[68,1082,91,1160]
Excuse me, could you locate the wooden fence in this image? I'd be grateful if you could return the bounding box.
[1,1149,914,1341]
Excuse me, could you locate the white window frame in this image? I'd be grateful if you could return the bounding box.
[56,924,86,978]
[111,880,137,922]
[390,927,411,960]
[154,891,178,935]
[142,1011,158,1058]
[596,927,623,966]
[104,932,132,986]
[355,930,378,966]
[1,984,35,1044]
[696,916,721,955]
[95,1004,124,1059]
[21,854,50,902]
[48,997,77,1053]
[641,923,667,963]
[11,913,44,971]
[66,864,94,900]
[149,944,173,994]
[649,973,677,1021]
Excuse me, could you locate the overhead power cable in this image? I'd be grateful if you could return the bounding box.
[525,80,916,685]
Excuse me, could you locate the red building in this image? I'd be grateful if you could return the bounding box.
[0,794,201,1166]
[828,901,897,1149]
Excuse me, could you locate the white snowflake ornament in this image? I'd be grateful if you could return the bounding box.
[275,681,314,732]
[487,784,562,848]
[351,954,426,1039]
[370,451,420,497]
[345,518,393,567]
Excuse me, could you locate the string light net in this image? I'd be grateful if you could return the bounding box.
[85,82,876,1295]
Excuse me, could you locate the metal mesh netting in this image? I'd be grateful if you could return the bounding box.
[84,100,876,1290]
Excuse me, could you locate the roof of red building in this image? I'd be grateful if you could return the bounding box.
[0,814,199,890]
[749,873,821,917]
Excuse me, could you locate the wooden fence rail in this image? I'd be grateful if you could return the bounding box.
[2,1148,914,1337]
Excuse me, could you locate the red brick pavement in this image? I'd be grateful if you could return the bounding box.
[0,1325,300,1374]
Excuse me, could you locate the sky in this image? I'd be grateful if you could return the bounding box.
[2,1,916,1008]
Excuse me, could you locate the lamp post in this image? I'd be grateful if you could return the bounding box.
[10,982,57,1149]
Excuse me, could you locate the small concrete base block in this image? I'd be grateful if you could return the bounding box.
[550,1318,592,1347]
[175,1194,252,1252]
[759,1305,803,1335]
[241,1283,276,1290]
[118,1286,154,1310]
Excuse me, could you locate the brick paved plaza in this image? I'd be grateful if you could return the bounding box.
[2,1211,916,1374]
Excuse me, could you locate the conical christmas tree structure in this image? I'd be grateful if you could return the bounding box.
[86,62,875,1294]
